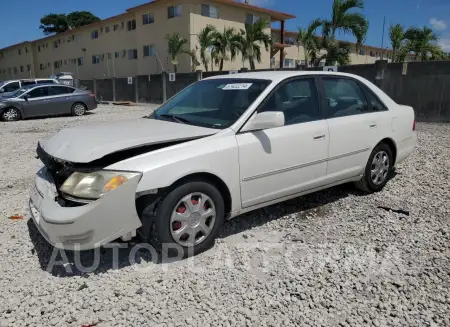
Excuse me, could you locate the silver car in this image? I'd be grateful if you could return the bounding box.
[0,84,97,121]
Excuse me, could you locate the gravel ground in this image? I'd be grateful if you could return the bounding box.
[0,105,449,327]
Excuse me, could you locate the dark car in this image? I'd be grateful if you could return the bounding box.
[0,84,97,121]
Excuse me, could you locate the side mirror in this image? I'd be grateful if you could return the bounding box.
[23,94,29,101]
[241,111,285,132]
[0,88,4,93]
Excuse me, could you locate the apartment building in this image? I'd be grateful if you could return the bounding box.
[0,0,294,81]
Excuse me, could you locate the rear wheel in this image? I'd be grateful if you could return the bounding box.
[147,180,225,258]
[71,103,86,116]
[355,143,393,193]
[1,107,21,121]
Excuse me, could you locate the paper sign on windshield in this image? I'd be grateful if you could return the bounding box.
[222,83,253,90]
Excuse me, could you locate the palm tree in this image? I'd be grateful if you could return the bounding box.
[238,18,272,70]
[320,0,369,65]
[212,27,241,71]
[297,19,322,66]
[404,26,440,61]
[197,25,217,72]
[166,32,188,72]
[389,24,405,62]
[187,46,201,72]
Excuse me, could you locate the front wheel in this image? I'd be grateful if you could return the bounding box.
[71,103,87,116]
[355,143,393,193]
[149,180,225,258]
[1,107,21,121]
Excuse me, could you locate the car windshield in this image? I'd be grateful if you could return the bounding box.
[149,78,271,129]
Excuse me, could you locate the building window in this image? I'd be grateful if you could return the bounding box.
[77,57,84,66]
[142,13,154,25]
[114,51,120,58]
[121,21,125,29]
[283,58,294,68]
[105,26,110,33]
[25,47,28,53]
[285,36,296,45]
[18,49,22,55]
[13,67,18,74]
[20,66,24,73]
[92,55,101,64]
[27,64,31,72]
[143,45,155,57]
[54,60,62,68]
[168,5,182,19]
[53,40,58,49]
[113,24,119,31]
[246,14,260,25]
[359,48,365,55]
[127,19,137,31]
[107,52,112,60]
[201,4,219,18]
[128,49,138,60]
[91,30,99,39]
[38,45,41,52]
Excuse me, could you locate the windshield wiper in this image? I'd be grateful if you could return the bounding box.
[158,114,192,125]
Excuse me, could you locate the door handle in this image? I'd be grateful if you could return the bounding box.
[313,134,326,140]
[369,123,377,128]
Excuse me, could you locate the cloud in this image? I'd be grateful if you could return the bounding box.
[439,37,450,52]
[429,18,447,31]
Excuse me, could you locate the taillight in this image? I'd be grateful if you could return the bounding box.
[413,119,416,131]
[88,92,95,98]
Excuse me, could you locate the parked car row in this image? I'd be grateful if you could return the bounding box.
[0,84,97,121]
[0,78,60,98]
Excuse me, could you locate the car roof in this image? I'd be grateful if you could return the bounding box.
[204,70,365,83]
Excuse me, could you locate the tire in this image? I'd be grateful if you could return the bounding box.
[355,143,393,193]
[1,107,21,122]
[146,180,225,259]
[71,103,87,116]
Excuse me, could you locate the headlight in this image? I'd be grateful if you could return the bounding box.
[60,170,141,200]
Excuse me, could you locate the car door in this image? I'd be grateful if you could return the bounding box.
[48,86,74,114]
[22,86,51,117]
[236,76,329,208]
[320,76,389,183]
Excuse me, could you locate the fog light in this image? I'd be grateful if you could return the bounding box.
[60,230,94,244]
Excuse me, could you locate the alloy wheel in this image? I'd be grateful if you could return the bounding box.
[73,104,86,116]
[3,108,18,121]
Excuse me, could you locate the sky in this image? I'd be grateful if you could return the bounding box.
[1,0,450,51]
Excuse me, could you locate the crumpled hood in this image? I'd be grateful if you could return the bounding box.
[40,118,218,163]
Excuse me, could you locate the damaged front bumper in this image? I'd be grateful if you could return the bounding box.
[29,167,142,250]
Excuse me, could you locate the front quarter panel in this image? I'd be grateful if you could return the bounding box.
[106,129,242,213]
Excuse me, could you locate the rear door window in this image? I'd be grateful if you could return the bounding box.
[322,78,369,118]
[49,86,72,95]
[21,80,36,87]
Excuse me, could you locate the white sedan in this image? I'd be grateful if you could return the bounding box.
[30,71,416,257]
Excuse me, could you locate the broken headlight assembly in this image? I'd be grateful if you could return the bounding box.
[59,170,141,201]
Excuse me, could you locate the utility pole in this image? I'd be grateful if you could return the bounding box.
[381,16,386,59]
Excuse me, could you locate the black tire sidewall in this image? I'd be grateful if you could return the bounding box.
[1,108,20,121]
[72,103,86,116]
[154,181,225,258]
[364,143,393,192]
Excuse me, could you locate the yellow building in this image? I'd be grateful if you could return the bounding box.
[0,0,411,81]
